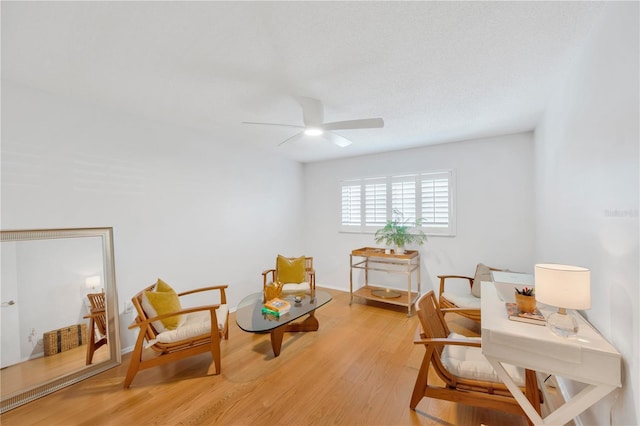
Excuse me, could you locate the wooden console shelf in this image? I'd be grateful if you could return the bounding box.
[349,247,421,316]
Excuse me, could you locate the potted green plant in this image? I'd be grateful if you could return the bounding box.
[374,209,427,254]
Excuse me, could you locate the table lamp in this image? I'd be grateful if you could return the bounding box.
[85,275,102,292]
[534,263,591,337]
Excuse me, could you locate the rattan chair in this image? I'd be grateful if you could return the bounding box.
[262,255,315,295]
[85,292,107,365]
[438,263,505,323]
[410,290,541,418]
[124,283,229,388]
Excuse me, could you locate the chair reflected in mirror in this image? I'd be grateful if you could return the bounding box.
[85,292,107,365]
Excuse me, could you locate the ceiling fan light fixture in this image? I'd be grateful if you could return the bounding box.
[304,127,323,136]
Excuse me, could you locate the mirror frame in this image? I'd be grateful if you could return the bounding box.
[1,227,121,413]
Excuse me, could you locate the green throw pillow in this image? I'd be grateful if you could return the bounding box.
[277,255,306,283]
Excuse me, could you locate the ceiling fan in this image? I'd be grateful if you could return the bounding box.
[242,96,384,147]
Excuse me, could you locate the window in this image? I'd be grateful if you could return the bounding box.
[340,170,456,236]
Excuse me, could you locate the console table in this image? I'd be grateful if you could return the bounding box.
[349,247,421,316]
[481,281,621,425]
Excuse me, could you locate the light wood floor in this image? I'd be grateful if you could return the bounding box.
[1,288,542,425]
[1,342,110,397]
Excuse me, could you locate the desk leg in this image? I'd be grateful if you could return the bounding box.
[486,357,617,426]
[542,384,617,426]
[486,357,544,425]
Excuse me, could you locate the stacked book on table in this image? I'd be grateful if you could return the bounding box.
[505,303,546,325]
[262,298,291,317]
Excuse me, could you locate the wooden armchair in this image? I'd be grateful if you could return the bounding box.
[438,263,504,322]
[124,281,229,388]
[262,255,315,296]
[410,291,541,419]
[84,292,107,365]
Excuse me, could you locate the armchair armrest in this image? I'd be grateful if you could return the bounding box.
[440,307,480,315]
[262,269,276,288]
[83,308,105,320]
[413,326,481,347]
[308,269,316,289]
[437,274,474,296]
[129,304,221,330]
[414,336,481,348]
[178,284,228,305]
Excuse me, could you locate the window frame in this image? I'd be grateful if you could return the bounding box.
[340,170,456,237]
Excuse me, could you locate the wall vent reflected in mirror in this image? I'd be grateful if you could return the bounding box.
[1,227,121,413]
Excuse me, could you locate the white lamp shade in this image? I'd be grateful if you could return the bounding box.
[534,264,591,310]
[85,275,101,290]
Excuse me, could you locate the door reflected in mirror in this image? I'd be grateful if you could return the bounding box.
[0,228,120,413]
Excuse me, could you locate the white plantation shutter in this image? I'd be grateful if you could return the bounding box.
[392,176,417,224]
[340,170,455,235]
[364,179,387,227]
[421,173,450,227]
[341,182,361,227]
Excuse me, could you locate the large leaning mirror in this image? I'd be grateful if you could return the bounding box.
[0,227,121,413]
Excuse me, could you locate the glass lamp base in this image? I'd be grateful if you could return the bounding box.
[547,309,579,337]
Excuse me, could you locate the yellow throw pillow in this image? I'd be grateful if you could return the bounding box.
[142,278,183,331]
[277,255,306,283]
[155,278,175,293]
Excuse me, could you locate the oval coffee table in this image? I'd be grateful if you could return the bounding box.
[235,290,332,357]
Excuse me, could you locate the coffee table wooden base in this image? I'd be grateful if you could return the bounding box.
[269,311,319,357]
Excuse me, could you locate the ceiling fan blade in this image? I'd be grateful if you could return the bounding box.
[297,96,324,126]
[242,121,304,129]
[322,118,384,131]
[278,131,305,146]
[325,131,352,148]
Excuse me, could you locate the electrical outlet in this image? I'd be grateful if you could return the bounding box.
[125,301,133,314]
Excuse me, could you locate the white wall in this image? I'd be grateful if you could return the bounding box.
[534,2,639,425]
[303,132,534,294]
[1,82,306,351]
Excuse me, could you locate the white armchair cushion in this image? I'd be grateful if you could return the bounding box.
[441,332,525,386]
[156,304,228,344]
[471,263,494,297]
[441,292,481,308]
[281,282,310,294]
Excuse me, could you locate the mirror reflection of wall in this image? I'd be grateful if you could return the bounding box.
[1,237,104,368]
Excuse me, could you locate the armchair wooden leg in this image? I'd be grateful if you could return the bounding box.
[123,331,147,388]
[86,320,96,365]
[525,369,542,425]
[410,348,432,409]
[207,339,221,375]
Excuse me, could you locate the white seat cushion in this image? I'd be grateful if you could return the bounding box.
[441,332,525,386]
[155,304,228,344]
[281,282,310,294]
[441,292,481,309]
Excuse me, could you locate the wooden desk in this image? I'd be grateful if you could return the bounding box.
[481,282,621,425]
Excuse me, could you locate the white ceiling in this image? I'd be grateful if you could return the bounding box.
[1,1,604,163]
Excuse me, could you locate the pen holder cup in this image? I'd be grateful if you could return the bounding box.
[515,294,536,314]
